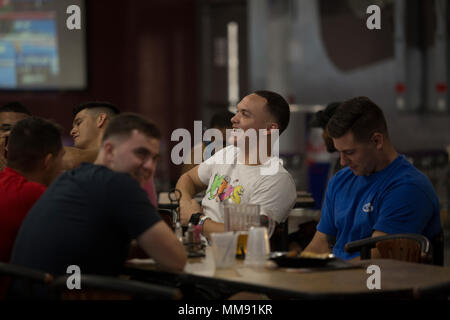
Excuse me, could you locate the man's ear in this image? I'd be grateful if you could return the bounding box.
[102,141,115,163]
[43,153,54,170]
[371,132,384,150]
[97,113,108,128]
[265,123,279,136]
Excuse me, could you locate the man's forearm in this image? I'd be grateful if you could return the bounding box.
[202,219,225,239]
[303,231,331,254]
[176,172,204,225]
[63,147,98,170]
[175,173,197,202]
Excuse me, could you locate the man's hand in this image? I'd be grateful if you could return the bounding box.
[303,230,331,254]
[179,198,202,226]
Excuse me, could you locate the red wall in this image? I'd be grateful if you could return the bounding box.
[0,0,198,185]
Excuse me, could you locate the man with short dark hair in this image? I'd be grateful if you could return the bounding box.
[0,117,64,263]
[11,114,186,281]
[70,101,120,150]
[176,90,296,238]
[304,97,442,260]
[0,102,32,171]
[62,101,120,170]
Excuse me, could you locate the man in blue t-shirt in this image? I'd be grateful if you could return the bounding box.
[304,97,442,260]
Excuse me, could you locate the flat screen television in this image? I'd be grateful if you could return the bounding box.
[0,0,86,90]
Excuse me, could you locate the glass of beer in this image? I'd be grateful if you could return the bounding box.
[236,231,249,257]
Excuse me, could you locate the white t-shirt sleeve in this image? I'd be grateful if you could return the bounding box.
[249,172,297,223]
[197,161,211,186]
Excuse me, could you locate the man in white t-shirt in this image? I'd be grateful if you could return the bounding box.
[176,90,296,238]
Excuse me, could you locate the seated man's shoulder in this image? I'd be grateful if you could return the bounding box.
[21,180,46,194]
[386,160,436,194]
[257,169,296,193]
[384,176,437,203]
[71,163,136,188]
[1,180,45,206]
[0,168,45,193]
[203,145,238,165]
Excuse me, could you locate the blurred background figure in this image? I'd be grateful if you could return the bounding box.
[310,102,341,153]
[287,102,343,253]
[181,110,234,174]
[0,102,31,171]
[310,101,343,176]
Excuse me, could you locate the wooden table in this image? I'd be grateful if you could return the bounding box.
[125,248,450,299]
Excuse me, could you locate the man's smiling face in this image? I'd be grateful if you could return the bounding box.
[229,93,274,146]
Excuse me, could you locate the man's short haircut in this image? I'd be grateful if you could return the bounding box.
[0,101,32,115]
[7,117,62,172]
[209,110,234,129]
[73,101,120,118]
[327,96,388,142]
[253,90,290,134]
[102,113,161,143]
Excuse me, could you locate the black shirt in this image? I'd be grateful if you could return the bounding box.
[10,163,161,276]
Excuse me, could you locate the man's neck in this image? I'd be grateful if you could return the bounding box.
[93,150,106,166]
[239,144,273,166]
[84,138,101,150]
[375,144,398,172]
[11,167,47,186]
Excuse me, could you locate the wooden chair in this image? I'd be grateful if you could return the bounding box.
[344,233,432,263]
[52,274,182,300]
[0,262,53,299]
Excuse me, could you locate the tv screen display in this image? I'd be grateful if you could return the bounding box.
[0,0,86,90]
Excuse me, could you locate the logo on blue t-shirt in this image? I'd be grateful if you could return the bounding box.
[362,202,374,213]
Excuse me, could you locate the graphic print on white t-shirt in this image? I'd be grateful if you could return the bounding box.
[206,173,244,204]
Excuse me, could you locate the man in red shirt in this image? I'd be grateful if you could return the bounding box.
[0,117,64,262]
[0,102,31,171]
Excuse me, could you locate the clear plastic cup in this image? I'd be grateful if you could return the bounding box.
[244,227,270,266]
[210,232,238,268]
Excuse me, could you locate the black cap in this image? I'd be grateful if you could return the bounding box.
[310,102,342,129]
